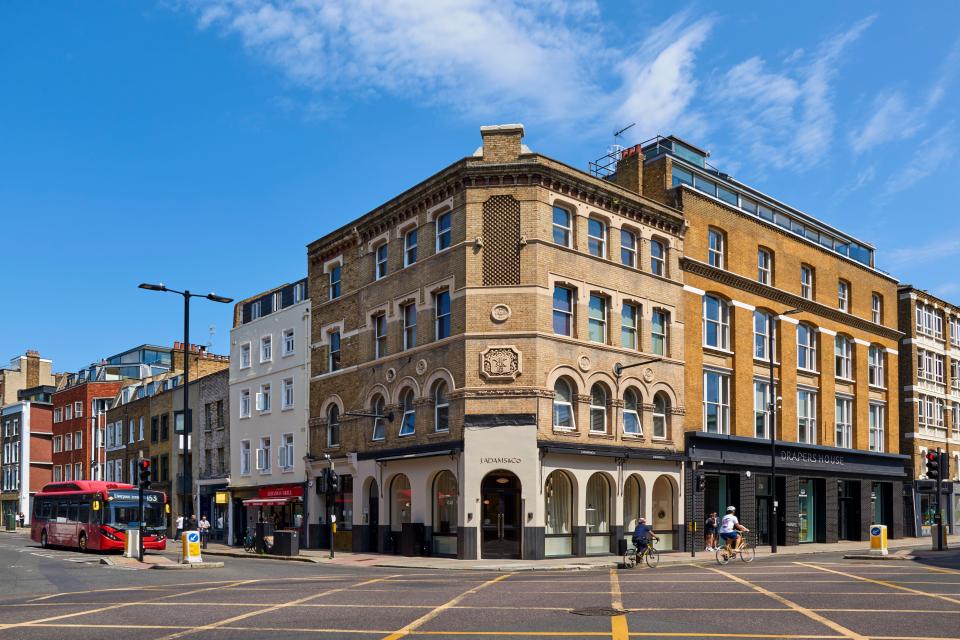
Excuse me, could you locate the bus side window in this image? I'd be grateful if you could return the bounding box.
[34,498,45,520]
[57,500,69,521]
[40,499,52,520]
[77,499,90,525]
[68,501,79,523]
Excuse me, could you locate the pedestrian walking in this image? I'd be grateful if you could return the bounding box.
[175,514,184,541]
[17,512,25,528]
[704,511,718,552]
[199,515,211,549]
[189,514,198,531]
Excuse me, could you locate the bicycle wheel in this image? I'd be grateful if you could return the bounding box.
[644,547,659,569]
[623,548,637,569]
[739,544,755,563]
[715,547,730,565]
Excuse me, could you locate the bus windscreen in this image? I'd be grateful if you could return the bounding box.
[105,490,166,532]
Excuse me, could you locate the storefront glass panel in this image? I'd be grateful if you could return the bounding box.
[432,471,458,556]
[623,475,644,545]
[585,473,610,554]
[391,475,411,532]
[545,471,573,556]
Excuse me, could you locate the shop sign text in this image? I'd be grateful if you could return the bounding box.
[780,451,844,466]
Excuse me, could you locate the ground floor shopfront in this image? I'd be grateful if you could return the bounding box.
[227,483,305,547]
[306,415,684,560]
[907,480,957,537]
[196,479,229,543]
[685,432,907,550]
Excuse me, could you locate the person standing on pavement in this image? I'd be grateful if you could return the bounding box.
[704,511,718,552]
[189,514,198,531]
[199,515,211,549]
[175,514,184,542]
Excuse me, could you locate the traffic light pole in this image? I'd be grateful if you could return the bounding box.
[936,448,944,552]
[768,321,778,554]
[138,477,144,562]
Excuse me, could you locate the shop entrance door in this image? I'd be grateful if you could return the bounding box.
[837,480,861,540]
[798,479,816,543]
[481,470,521,559]
[368,480,379,552]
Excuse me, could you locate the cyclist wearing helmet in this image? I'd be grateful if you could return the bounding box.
[718,506,748,551]
[632,517,659,554]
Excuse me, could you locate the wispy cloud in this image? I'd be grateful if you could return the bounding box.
[849,42,958,154]
[887,225,960,267]
[884,123,955,194]
[709,16,875,171]
[184,0,714,133]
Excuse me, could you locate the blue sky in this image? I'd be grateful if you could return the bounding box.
[1,1,958,374]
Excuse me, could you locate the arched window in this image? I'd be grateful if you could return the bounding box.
[586,473,611,553]
[390,474,411,532]
[432,471,458,555]
[703,295,730,349]
[650,238,666,276]
[652,476,676,549]
[623,389,641,435]
[653,393,669,439]
[371,395,386,441]
[327,404,340,448]
[433,381,449,432]
[797,323,818,370]
[553,379,575,430]
[623,475,645,536]
[589,384,608,433]
[588,217,607,257]
[868,345,885,387]
[544,471,573,557]
[835,335,853,380]
[398,389,416,436]
[620,229,637,267]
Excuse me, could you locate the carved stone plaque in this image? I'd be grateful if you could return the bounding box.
[578,355,591,372]
[643,367,655,383]
[416,359,428,375]
[480,346,522,381]
[385,367,397,383]
[490,304,512,323]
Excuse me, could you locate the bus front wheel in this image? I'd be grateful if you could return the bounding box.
[40,530,48,548]
[78,533,87,553]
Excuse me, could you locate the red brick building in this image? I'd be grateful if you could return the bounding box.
[51,380,123,482]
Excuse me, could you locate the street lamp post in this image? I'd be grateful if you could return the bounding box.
[139,283,233,529]
[769,308,801,554]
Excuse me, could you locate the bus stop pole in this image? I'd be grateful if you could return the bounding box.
[138,477,144,562]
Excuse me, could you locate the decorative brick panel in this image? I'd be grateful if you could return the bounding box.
[482,196,521,287]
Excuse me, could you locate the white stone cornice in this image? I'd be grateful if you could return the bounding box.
[683,285,705,296]
[853,338,870,346]
[818,327,837,337]
[778,315,800,325]
[731,300,756,311]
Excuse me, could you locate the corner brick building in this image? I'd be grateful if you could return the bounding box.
[634,136,905,548]
[897,285,960,535]
[307,125,688,559]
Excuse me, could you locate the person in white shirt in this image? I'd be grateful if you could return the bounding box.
[718,506,748,552]
[175,514,184,542]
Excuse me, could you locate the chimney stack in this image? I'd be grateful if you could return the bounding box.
[610,145,644,194]
[479,124,525,163]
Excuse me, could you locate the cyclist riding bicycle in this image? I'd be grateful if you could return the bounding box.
[718,506,748,552]
[632,517,659,555]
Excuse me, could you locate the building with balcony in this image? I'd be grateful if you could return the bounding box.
[307,125,687,560]
[0,350,56,405]
[631,135,906,548]
[227,279,310,546]
[897,285,960,535]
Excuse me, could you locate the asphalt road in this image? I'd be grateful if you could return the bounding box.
[0,532,958,640]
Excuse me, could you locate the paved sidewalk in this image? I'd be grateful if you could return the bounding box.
[198,534,960,571]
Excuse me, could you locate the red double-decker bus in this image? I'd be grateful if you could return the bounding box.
[31,481,168,552]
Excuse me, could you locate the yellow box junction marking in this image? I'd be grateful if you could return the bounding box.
[795,562,960,606]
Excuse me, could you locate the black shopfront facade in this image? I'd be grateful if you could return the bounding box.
[685,433,907,550]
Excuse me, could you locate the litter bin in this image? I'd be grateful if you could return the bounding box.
[5,513,16,531]
[255,522,275,554]
[273,529,300,556]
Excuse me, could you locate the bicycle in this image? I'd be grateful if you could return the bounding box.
[715,530,755,565]
[243,531,257,553]
[623,539,659,569]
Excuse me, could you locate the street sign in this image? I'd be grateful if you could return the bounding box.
[915,480,937,493]
[181,531,202,564]
[869,524,888,556]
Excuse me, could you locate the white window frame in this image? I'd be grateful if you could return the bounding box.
[868,403,885,452]
[403,227,418,267]
[650,238,666,276]
[623,389,641,436]
[372,397,387,441]
[703,295,730,350]
[587,217,607,258]
[240,389,251,418]
[552,206,572,247]
[620,228,637,268]
[375,243,388,280]
[328,406,341,447]
[74,401,83,418]
[282,328,295,357]
[240,343,252,369]
[838,280,849,312]
[621,302,639,350]
[797,389,817,444]
[282,377,294,410]
[279,433,294,470]
[257,436,271,473]
[835,396,853,448]
[434,290,451,340]
[433,383,449,432]
[757,248,771,285]
[754,380,771,439]
[703,369,730,434]
[872,294,882,324]
[708,229,724,268]
[65,405,73,421]
[754,310,774,360]
[800,265,813,300]
[797,324,817,371]
[374,313,388,358]
[75,430,82,449]
[240,439,251,475]
[65,433,73,451]
[552,286,574,337]
[589,385,607,434]
[552,379,575,431]
[588,294,607,344]
[329,264,342,301]
[402,302,417,350]
[435,211,452,252]
[328,330,341,372]
[868,346,885,388]
[257,383,271,413]
[260,335,273,363]
[835,335,853,380]
[399,389,416,437]
[53,435,62,453]
[652,309,668,356]
[652,394,668,439]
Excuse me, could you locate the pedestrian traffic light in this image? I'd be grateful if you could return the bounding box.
[925,451,939,481]
[139,459,152,488]
[695,473,706,492]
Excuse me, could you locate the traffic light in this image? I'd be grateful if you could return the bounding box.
[138,459,152,488]
[328,470,339,494]
[695,473,706,492]
[925,451,939,481]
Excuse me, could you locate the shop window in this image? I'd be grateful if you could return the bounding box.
[432,471,458,556]
[544,471,573,557]
[585,474,611,554]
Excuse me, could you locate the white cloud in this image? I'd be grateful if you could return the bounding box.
[182,1,714,134]
[884,124,955,195]
[849,42,957,154]
[710,16,875,171]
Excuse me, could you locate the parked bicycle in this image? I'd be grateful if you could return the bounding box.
[623,539,659,569]
[243,530,256,553]
[715,530,755,565]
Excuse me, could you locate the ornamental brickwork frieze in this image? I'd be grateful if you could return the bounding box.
[479,346,522,381]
